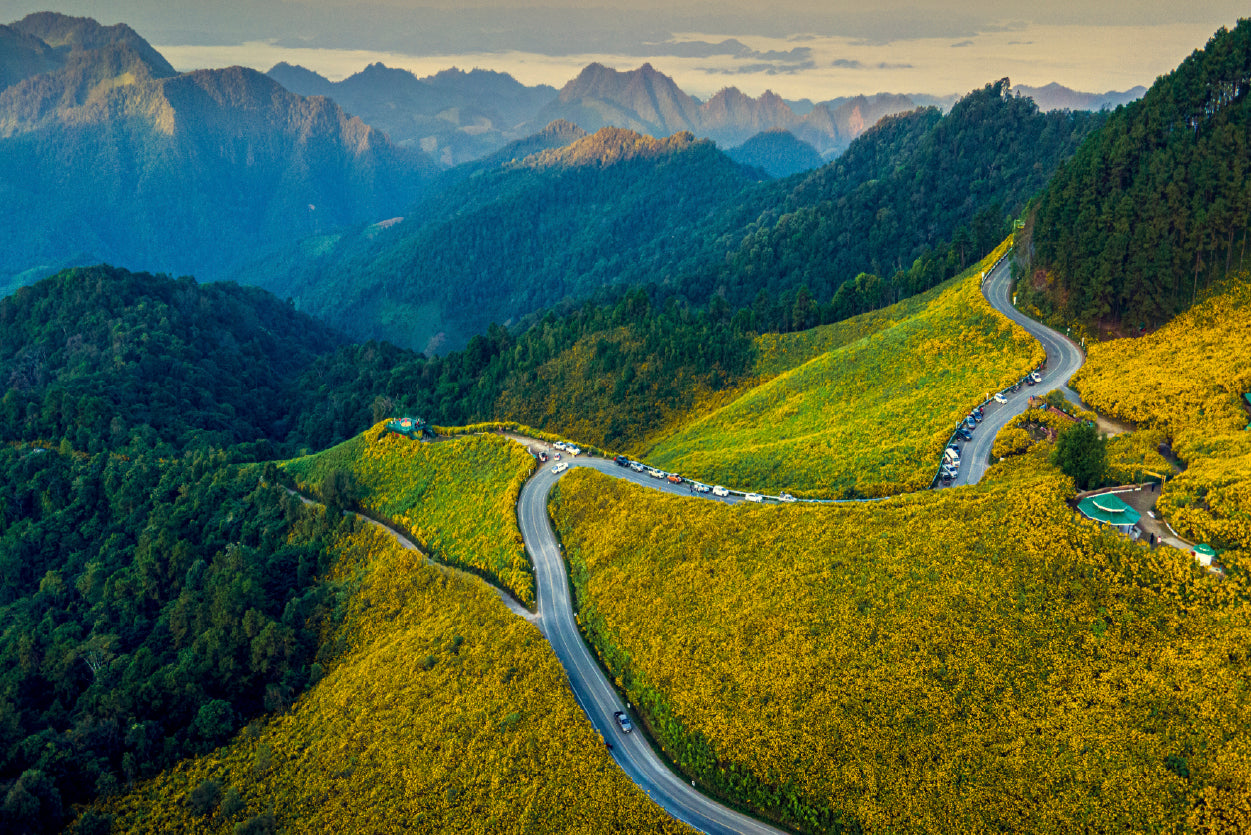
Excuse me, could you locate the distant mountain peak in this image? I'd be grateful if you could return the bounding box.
[12,11,175,78]
[516,125,702,170]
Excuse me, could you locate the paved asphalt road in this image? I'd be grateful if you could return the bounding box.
[952,255,1086,486]
[518,457,785,835]
[508,255,1086,832]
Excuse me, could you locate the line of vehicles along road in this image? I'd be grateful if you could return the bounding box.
[546,446,795,503]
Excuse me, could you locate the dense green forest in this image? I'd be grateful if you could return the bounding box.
[696,80,1102,314]
[0,265,450,457]
[1029,19,1251,326]
[0,446,354,833]
[237,80,1100,353]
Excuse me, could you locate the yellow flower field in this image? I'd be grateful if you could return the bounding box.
[645,239,1042,497]
[98,524,689,833]
[551,455,1251,833]
[283,428,538,605]
[1072,277,1251,554]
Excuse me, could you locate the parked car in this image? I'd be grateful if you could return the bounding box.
[957,429,972,441]
[647,468,665,479]
[940,472,954,484]
[629,462,645,472]
[613,711,633,733]
[553,442,567,450]
[692,482,711,493]
[666,474,683,484]
[993,392,1007,404]
[551,463,569,474]
[568,446,581,456]
[614,455,629,467]
[1030,372,1042,383]
[779,492,797,503]
[712,485,729,497]
[744,493,764,503]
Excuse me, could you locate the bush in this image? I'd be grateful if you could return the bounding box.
[187,778,221,816]
[1052,422,1107,489]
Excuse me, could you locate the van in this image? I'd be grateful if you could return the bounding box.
[944,448,960,464]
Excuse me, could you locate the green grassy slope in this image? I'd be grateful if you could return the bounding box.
[283,428,537,605]
[646,242,1041,496]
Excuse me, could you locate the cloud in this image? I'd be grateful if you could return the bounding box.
[831,58,864,68]
[951,40,975,47]
[633,39,812,64]
[698,60,818,75]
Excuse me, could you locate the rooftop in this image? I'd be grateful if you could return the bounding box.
[1077,493,1143,527]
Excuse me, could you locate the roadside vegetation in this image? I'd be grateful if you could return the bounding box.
[282,428,537,606]
[1072,276,1251,556]
[94,524,689,834]
[646,240,1042,496]
[551,456,1251,833]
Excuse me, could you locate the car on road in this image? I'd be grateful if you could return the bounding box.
[957,429,972,441]
[744,493,764,503]
[779,492,797,502]
[568,446,581,456]
[646,468,665,479]
[629,461,645,472]
[613,711,633,733]
[551,463,569,474]
[666,474,683,484]
[1030,372,1042,383]
[613,455,629,467]
[691,482,711,493]
[553,442,567,450]
[712,485,729,497]
[993,392,1007,404]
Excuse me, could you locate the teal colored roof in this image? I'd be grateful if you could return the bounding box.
[1077,493,1142,526]
[1194,544,1217,558]
[1244,393,1251,407]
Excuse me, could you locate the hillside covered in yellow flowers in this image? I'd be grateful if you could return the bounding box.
[646,241,1043,496]
[1072,277,1251,559]
[551,451,1251,833]
[95,517,690,834]
[283,429,538,605]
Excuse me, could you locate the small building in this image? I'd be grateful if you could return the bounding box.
[1194,544,1217,567]
[1076,493,1142,536]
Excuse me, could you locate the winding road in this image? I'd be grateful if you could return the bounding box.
[507,250,1091,832]
[951,255,1086,486]
[329,252,1085,832]
[519,459,780,834]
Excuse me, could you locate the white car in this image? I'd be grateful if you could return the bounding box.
[646,468,665,479]
[629,462,645,472]
[568,446,581,456]
[744,493,764,503]
[993,392,1007,404]
[712,485,729,497]
[691,482,711,493]
[551,463,569,474]
[779,492,796,503]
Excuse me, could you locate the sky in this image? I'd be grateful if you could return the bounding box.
[2,1,1246,100]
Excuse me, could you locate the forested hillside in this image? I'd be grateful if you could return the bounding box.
[1028,19,1251,327]
[0,13,431,292]
[702,79,1102,314]
[0,265,448,456]
[238,80,1097,354]
[241,126,767,352]
[0,447,351,833]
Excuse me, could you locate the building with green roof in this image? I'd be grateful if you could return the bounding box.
[1194,544,1217,567]
[1076,493,1142,535]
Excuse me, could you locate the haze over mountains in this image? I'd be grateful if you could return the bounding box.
[0,12,431,291]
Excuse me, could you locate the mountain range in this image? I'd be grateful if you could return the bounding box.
[0,12,432,292]
[267,59,1145,165]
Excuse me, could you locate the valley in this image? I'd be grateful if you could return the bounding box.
[1,10,1249,835]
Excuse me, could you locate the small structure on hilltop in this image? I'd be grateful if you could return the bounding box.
[1076,493,1142,537]
[385,416,436,440]
[1194,544,1217,567]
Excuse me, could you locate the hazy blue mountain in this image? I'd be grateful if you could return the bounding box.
[1012,82,1147,112]
[0,13,433,293]
[727,128,824,177]
[267,61,558,166]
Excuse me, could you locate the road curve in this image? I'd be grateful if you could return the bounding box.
[519,459,786,835]
[953,255,1086,486]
